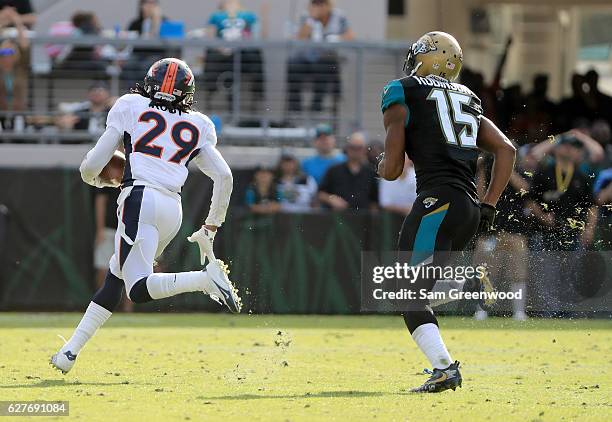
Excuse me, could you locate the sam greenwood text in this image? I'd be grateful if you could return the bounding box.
[372,288,523,301]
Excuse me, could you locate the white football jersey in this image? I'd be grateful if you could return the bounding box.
[106,94,217,193]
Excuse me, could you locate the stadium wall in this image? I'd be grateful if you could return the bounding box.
[0,168,402,313]
[2,169,611,315]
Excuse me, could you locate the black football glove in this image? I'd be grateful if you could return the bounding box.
[478,203,496,233]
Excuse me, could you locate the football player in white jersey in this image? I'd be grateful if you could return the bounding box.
[51,58,240,374]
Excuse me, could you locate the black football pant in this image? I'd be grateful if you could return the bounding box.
[398,185,480,333]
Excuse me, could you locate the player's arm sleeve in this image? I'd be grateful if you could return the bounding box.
[381,80,410,127]
[105,96,129,134]
[193,143,233,227]
[79,126,122,187]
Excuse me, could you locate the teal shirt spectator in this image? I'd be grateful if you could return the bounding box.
[380,79,410,126]
[302,154,346,185]
[208,10,258,40]
[245,185,282,206]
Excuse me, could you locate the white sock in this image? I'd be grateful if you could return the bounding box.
[64,302,112,354]
[411,323,453,369]
[512,282,527,315]
[145,271,214,300]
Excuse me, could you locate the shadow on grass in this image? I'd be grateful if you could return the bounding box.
[1,313,609,331]
[0,379,136,389]
[204,390,402,401]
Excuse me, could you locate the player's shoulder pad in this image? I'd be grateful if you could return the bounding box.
[381,79,407,113]
[188,111,217,146]
[113,93,147,109]
[381,79,410,126]
[188,110,215,130]
[453,82,483,113]
[119,93,146,104]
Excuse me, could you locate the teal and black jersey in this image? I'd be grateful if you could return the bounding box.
[381,74,482,203]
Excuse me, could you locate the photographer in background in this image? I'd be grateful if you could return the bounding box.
[526,134,599,315]
[527,134,598,250]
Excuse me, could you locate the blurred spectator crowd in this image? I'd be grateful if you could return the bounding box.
[0,0,355,133]
[1,1,611,254]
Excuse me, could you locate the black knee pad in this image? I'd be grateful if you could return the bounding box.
[128,277,153,303]
[402,309,439,334]
[92,271,124,312]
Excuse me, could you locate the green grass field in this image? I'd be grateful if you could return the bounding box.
[0,314,610,421]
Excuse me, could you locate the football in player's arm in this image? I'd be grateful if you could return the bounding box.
[51,58,240,376]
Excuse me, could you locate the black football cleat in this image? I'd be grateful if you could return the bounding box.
[410,361,462,393]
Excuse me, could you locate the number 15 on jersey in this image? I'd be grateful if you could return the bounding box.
[427,88,480,148]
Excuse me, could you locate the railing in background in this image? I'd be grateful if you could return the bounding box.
[1,36,409,145]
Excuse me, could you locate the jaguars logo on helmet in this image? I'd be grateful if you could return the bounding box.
[403,31,463,82]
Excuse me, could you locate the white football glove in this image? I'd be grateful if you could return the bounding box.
[83,174,120,189]
[187,226,216,265]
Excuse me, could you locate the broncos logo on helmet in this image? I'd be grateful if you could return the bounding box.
[138,58,196,113]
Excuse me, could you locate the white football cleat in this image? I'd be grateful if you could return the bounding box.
[50,347,78,374]
[206,260,242,313]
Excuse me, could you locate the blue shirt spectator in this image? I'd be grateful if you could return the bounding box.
[302,155,345,185]
[302,124,345,184]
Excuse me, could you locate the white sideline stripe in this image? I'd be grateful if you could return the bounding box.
[0,145,318,169]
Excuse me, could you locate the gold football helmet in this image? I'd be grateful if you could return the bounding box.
[403,31,463,81]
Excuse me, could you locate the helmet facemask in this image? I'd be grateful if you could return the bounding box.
[403,37,437,77]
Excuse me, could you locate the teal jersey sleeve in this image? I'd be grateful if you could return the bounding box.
[380,79,410,126]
